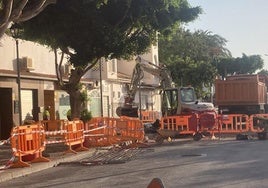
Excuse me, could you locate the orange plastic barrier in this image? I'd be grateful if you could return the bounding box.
[249,114,268,133]
[160,113,252,138]
[42,120,66,141]
[161,115,196,136]
[141,111,161,124]
[84,117,144,147]
[10,123,50,168]
[84,117,116,147]
[199,112,219,132]
[64,120,88,154]
[218,114,249,134]
[119,116,145,143]
[42,120,66,132]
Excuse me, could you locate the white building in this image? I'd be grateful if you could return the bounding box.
[0,34,161,140]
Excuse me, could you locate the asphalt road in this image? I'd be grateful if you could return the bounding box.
[2,138,268,188]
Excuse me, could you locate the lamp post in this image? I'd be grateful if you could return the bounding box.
[10,24,22,125]
[139,80,142,120]
[99,58,103,117]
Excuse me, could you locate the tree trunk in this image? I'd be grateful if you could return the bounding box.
[68,89,82,120]
[61,67,84,120]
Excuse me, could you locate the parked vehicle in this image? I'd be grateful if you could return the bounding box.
[215,74,268,115]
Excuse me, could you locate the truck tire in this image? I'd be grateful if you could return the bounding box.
[258,132,267,140]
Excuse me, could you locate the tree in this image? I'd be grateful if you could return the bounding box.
[258,69,268,76]
[14,0,201,119]
[214,53,264,79]
[159,26,230,98]
[0,0,58,39]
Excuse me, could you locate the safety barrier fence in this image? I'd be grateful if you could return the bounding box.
[3,116,145,168]
[160,113,268,137]
[64,120,89,154]
[249,114,268,133]
[141,111,161,124]
[4,113,268,169]
[219,114,249,134]
[84,116,144,147]
[9,123,50,168]
[161,115,196,135]
[84,117,113,147]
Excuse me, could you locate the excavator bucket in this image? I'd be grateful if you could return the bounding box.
[116,106,139,117]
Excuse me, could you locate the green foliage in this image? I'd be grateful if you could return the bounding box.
[67,109,71,120]
[80,90,90,104]
[159,26,228,98]
[11,0,201,116]
[159,26,264,98]
[15,0,201,67]
[214,54,264,79]
[258,69,268,76]
[80,109,92,123]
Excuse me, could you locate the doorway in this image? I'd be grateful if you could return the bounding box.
[44,90,55,120]
[0,88,13,140]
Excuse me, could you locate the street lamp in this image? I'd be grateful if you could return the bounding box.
[99,58,103,117]
[10,23,22,125]
[139,80,142,120]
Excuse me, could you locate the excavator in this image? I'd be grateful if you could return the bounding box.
[116,56,215,118]
[116,56,173,117]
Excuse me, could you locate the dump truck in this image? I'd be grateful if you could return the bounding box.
[215,74,268,115]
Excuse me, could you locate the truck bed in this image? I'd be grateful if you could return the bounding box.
[215,75,267,105]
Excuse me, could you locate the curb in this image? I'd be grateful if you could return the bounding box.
[0,148,96,183]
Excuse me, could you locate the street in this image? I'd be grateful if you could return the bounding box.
[2,137,268,188]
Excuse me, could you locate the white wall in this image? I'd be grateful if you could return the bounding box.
[0,35,67,75]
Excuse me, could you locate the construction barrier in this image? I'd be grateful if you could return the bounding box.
[64,120,89,154]
[84,117,116,147]
[249,114,268,132]
[42,120,66,132]
[10,123,50,168]
[5,112,268,170]
[161,115,197,134]
[84,116,144,147]
[160,115,197,136]
[160,113,251,139]
[141,111,161,124]
[199,112,219,132]
[42,120,66,141]
[119,116,144,143]
[218,114,249,134]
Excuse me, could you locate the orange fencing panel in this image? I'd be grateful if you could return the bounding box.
[141,111,161,124]
[64,120,88,154]
[249,114,268,133]
[42,120,66,142]
[119,116,145,143]
[10,123,50,168]
[160,115,195,137]
[84,117,145,147]
[84,117,116,147]
[199,112,219,132]
[218,114,249,134]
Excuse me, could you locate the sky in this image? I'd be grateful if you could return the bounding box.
[186,0,268,69]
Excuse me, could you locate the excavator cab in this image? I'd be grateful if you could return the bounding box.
[161,87,214,116]
[161,88,179,116]
[180,87,196,103]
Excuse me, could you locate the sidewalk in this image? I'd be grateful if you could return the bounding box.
[0,143,95,183]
